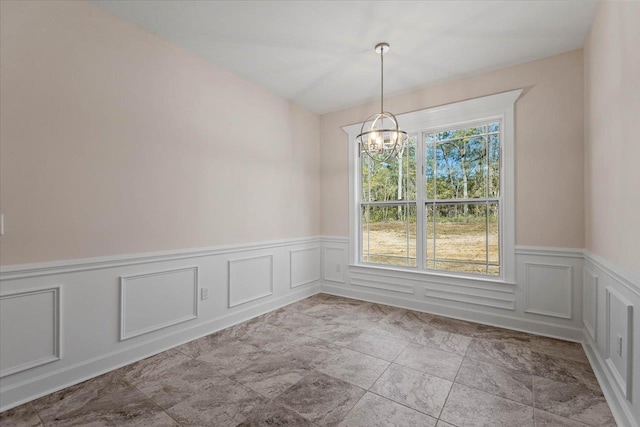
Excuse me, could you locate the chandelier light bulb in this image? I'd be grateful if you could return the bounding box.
[369,126,379,146]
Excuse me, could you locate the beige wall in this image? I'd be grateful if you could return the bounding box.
[6,1,624,269]
[584,1,640,277]
[0,1,320,265]
[320,50,585,249]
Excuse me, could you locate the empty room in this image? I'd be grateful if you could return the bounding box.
[0,0,638,426]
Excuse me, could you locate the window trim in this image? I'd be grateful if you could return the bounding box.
[343,89,522,284]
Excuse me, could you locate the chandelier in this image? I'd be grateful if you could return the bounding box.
[357,42,407,162]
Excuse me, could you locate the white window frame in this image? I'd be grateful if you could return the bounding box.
[343,89,522,284]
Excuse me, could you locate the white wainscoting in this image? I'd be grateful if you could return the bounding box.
[2,236,638,426]
[0,286,61,378]
[0,237,321,412]
[228,255,273,307]
[120,267,198,340]
[319,238,585,341]
[290,247,320,288]
[582,251,639,427]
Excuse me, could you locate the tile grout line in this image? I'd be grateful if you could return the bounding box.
[365,343,450,423]
[435,338,470,422]
[531,367,537,426]
[117,364,185,427]
[462,337,536,380]
[332,384,368,424]
[30,403,47,427]
[139,387,184,427]
[531,337,537,426]
[343,335,412,423]
[271,368,362,426]
[365,388,439,422]
[446,343,539,409]
[451,372,536,409]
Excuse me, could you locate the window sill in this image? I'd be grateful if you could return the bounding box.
[349,263,516,287]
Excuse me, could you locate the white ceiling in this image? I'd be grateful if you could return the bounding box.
[92,0,597,114]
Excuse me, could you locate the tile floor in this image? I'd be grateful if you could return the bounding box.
[0,293,617,427]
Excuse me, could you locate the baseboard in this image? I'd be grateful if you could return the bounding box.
[0,285,319,412]
[321,283,584,342]
[583,331,637,427]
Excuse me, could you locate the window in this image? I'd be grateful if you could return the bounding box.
[346,91,519,281]
[361,136,417,267]
[423,121,500,275]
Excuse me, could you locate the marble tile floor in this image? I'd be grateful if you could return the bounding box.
[0,293,617,427]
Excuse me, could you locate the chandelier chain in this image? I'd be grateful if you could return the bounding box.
[380,47,384,113]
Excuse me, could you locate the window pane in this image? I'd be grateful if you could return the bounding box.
[488,202,500,275]
[425,202,497,275]
[489,133,500,197]
[428,125,486,143]
[464,135,487,198]
[361,137,416,202]
[362,204,417,267]
[426,204,435,269]
[425,142,436,200]
[405,136,417,200]
[426,125,490,200]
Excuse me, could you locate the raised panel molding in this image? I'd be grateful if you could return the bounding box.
[524,263,572,319]
[323,247,346,283]
[605,286,633,400]
[350,278,414,294]
[583,267,598,342]
[290,247,320,288]
[228,255,273,308]
[424,284,515,310]
[349,271,415,294]
[120,267,198,340]
[0,286,61,377]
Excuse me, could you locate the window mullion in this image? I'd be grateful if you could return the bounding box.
[485,131,490,275]
[416,133,425,270]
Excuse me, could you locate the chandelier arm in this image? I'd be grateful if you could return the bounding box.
[357,129,408,139]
